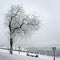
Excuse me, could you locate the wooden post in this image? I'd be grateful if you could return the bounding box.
[18,46,20,54]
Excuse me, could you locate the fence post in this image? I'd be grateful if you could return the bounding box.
[18,46,20,54]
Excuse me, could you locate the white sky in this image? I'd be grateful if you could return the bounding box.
[0,0,60,48]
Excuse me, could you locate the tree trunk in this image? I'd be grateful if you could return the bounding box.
[10,38,13,54]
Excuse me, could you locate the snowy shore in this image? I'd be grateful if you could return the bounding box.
[0,49,60,60]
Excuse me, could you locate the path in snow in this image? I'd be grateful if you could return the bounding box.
[0,49,60,60]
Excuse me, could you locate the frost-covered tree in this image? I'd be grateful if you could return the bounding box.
[5,5,40,54]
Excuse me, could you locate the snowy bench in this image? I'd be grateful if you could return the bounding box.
[27,53,38,57]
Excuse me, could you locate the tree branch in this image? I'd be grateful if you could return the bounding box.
[9,9,20,32]
[12,22,24,34]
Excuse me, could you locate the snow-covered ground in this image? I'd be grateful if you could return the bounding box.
[0,49,60,60]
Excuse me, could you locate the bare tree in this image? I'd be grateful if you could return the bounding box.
[5,5,40,54]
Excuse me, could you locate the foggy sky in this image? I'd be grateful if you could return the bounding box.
[0,0,60,48]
